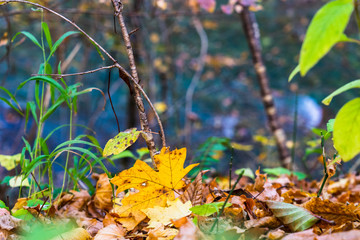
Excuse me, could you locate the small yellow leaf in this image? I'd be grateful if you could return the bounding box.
[9,175,30,188]
[0,153,21,171]
[103,128,141,157]
[230,142,253,151]
[142,199,192,228]
[154,102,167,114]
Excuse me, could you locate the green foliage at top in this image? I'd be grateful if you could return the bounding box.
[322,80,360,105]
[333,98,360,161]
[299,0,353,76]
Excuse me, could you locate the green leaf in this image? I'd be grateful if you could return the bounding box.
[26,101,38,126]
[266,200,319,232]
[46,31,79,62]
[293,171,307,180]
[190,202,232,217]
[333,98,360,161]
[42,22,53,50]
[0,200,9,211]
[263,167,307,180]
[27,199,50,210]
[327,119,335,132]
[322,79,360,105]
[12,31,43,50]
[41,96,66,122]
[12,209,34,221]
[0,153,21,171]
[235,168,255,179]
[19,76,67,98]
[0,97,23,116]
[103,128,142,157]
[0,86,23,115]
[288,65,300,82]
[263,167,292,176]
[299,0,353,76]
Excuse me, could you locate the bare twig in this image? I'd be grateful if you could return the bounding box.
[112,0,166,161]
[32,65,117,78]
[185,17,208,146]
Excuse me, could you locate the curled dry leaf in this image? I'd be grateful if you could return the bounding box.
[111,148,198,216]
[94,173,113,211]
[179,170,208,206]
[57,190,91,215]
[303,197,360,225]
[93,224,126,240]
[254,168,267,192]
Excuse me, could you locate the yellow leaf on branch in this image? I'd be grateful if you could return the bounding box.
[103,128,141,157]
[111,147,198,217]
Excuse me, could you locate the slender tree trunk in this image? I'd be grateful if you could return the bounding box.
[239,7,291,169]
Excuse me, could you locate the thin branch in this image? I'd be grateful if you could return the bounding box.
[185,17,208,146]
[32,65,117,78]
[112,0,166,160]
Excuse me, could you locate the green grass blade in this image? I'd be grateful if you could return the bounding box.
[46,31,79,62]
[12,31,43,50]
[42,22,53,50]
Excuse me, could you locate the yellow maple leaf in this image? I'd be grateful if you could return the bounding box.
[111,147,198,216]
[142,199,192,228]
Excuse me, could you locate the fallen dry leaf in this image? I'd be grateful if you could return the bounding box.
[57,190,91,215]
[142,199,192,228]
[112,208,147,231]
[179,170,207,206]
[267,229,285,240]
[111,147,198,216]
[254,168,267,192]
[172,217,198,240]
[93,224,126,240]
[244,216,281,229]
[303,197,360,225]
[0,208,21,231]
[93,173,113,211]
[147,223,179,240]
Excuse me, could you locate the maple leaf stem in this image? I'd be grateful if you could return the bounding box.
[210,169,244,233]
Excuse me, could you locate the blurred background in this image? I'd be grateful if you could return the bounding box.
[1,0,360,193]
